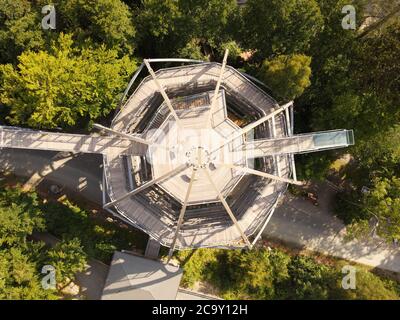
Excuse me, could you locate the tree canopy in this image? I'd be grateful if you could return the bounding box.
[241,0,324,58]
[0,185,87,299]
[134,0,239,58]
[48,0,136,54]
[0,34,137,129]
[365,177,400,242]
[46,239,87,286]
[259,54,312,102]
[175,248,400,300]
[0,0,399,299]
[0,0,44,64]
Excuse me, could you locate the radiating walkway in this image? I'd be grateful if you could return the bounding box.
[0,126,147,156]
[244,130,354,158]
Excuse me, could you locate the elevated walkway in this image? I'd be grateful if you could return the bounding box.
[0,126,147,156]
[244,130,354,158]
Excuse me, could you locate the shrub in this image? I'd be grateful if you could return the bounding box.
[175,248,400,300]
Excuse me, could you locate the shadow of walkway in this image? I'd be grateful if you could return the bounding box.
[0,148,103,204]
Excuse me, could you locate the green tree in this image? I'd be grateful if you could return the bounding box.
[0,184,91,299]
[216,40,243,64]
[334,190,366,225]
[175,248,218,287]
[259,54,312,101]
[0,0,44,64]
[52,0,136,54]
[135,0,239,58]
[0,33,137,129]
[179,0,239,55]
[296,152,336,181]
[42,198,147,263]
[241,0,323,58]
[365,177,400,242]
[0,186,44,246]
[175,247,400,300]
[337,176,400,243]
[353,20,400,122]
[135,0,186,56]
[0,248,58,300]
[46,238,87,287]
[307,3,398,139]
[224,249,290,299]
[178,39,208,61]
[294,1,399,183]
[0,205,44,247]
[0,185,58,299]
[177,248,291,300]
[344,125,400,188]
[309,19,400,223]
[298,0,364,132]
[282,255,335,299]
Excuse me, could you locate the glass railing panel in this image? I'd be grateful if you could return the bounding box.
[346,130,355,145]
[312,130,350,148]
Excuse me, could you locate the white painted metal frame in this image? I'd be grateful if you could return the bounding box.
[206,49,229,128]
[144,59,182,127]
[210,101,294,155]
[203,167,252,248]
[168,169,197,259]
[80,58,354,250]
[93,123,151,145]
[225,164,304,186]
[284,107,297,181]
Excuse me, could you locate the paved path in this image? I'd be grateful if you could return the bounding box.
[264,182,400,273]
[2,148,400,273]
[0,148,103,203]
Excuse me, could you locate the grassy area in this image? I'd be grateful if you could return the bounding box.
[171,242,400,300]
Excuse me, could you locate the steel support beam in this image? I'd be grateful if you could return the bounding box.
[285,106,297,181]
[225,164,304,186]
[143,59,182,127]
[93,123,151,145]
[207,49,229,128]
[204,168,252,248]
[168,169,197,259]
[210,101,293,155]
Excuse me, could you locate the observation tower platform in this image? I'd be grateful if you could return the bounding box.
[0,52,355,256]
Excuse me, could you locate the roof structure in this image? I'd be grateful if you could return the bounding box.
[0,52,355,256]
[101,251,182,300]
